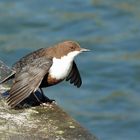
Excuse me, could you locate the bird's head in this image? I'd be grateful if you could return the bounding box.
[56,41,90,59]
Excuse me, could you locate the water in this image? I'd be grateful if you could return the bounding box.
[0,0,140,139]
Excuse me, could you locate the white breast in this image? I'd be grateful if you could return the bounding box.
[49,51,80,80]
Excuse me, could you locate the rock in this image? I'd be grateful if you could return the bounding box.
[0,60,98,140]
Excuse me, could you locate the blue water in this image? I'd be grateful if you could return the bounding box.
[0,0,140,139]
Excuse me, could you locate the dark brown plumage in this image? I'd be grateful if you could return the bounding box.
[0,41,89,108]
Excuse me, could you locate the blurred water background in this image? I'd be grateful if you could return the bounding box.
[0,0,140,139]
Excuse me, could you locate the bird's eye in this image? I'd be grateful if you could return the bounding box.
[70,46,75,50]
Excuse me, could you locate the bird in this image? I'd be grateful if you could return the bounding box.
[0,41,90,108]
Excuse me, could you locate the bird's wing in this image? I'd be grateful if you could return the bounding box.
[66,61,82,88]
[12,48,45,71]
[7,57,52,108]
[1,48,46,84]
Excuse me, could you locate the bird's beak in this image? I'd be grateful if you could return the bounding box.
[80,48,90,52]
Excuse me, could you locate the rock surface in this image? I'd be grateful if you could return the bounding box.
[0,60,98,140]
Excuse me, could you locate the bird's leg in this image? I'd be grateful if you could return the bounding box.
[39,88,55,103]
[33,92,42,104]
[39,88,46,98]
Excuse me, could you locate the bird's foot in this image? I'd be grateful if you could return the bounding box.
[42,96,56,104]
[40,97,56,107]
[40,100,56,108]
[47,99,56,104]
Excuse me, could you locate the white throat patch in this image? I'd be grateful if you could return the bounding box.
[49,51,80,79]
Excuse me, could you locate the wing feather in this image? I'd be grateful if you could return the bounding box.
[66,61,82,88]
[7,57,52,108]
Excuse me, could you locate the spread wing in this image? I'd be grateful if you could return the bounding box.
[66,61,82,88]
[7,57,52,108]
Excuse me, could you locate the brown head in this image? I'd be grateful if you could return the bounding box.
[49,41,90,58]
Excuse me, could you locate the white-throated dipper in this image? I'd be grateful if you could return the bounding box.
[1,41,90,108]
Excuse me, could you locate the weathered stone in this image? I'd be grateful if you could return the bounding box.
[0,60,98,140]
